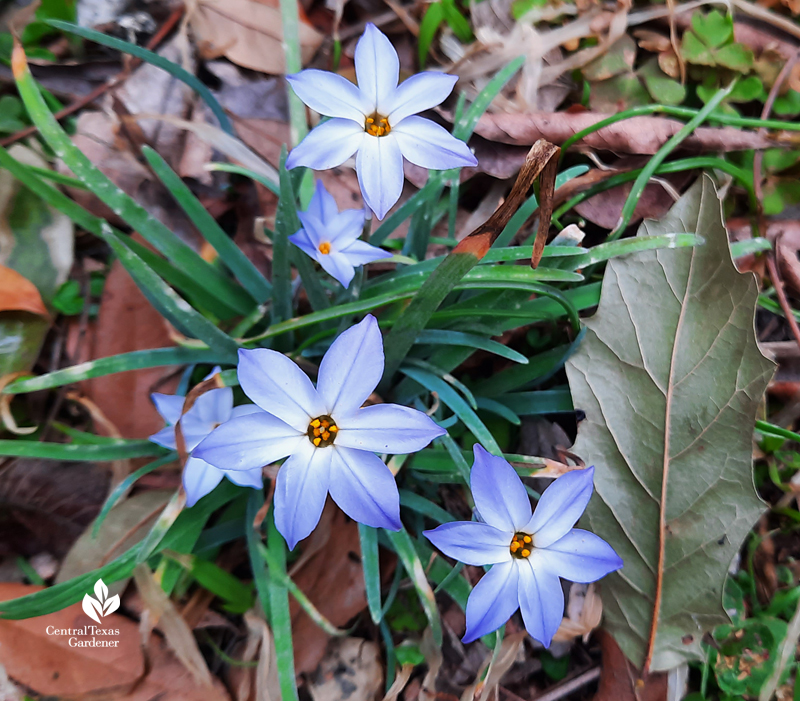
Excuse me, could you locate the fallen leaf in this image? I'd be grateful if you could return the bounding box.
[307,638,383,701]
[188,0,323,75]
[470,110,793,153]
[566,176,774,671]
[0,583,230,700]
[582,34,637,82]
[0,265,47,316]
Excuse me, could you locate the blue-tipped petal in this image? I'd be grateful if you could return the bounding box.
[317,250,356,288]
[286,70,369,122]
[183,457,224,508]
[193,412,303,471]
[289,229,320,261]
[463,561,520,643]
[392,116,477,170]
[328,446,401,530]
[386,72,458,125]
[339,239,392,266]
[336,403,445,453]
[470,445,532,533]
[354,23,399,113]
[327,209,367,247]
[307,179,340,222]
[317,315,384,418]
[423,521,511,566]
[151,393,184,425]
[536,529,623,583]
[356,133,404,220]
[274,441,332,550]
[524,467,595,548]
[149,425,177,450]
[286,118,365,171]
[517,558,564,648]
[237,348,326,431]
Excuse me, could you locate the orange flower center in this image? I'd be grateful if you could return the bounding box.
[365,113,391,137]
[509,532,532,559]
[318,242,332,255]
[307,415,338,447]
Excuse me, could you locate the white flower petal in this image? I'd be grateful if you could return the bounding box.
[470,445,532,533]
[339,239,393,266]
[335,403,445,453]
[193,412,304,471]
[237,348,326,431]
[517,558,564,647]
[289,229,321,262]
[296,211,326,246]
[229,404,267,419]
[524,467,595,548]
[286,69,369,121]
[386,72,458,125]
[328,446,401,530]
[317,315,383,417]
[354,23,399,113]
[392,116,477,170]
[286,119,365,171]
[356,134,404,220]
[151,393,184,425]
[463,561,520,643]
[191,387,233,424]
[274,441,333,549]
[317,250,356,288]
[183,457,225,508]
[424,521,511,566]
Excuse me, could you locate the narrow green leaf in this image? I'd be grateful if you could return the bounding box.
[415,330,528,364]
[5,347,220,395]
[418,3,444,67]
[272,151,296,325]
[246,491,272,621]
[385,528,443,646]
[142,146,272,303]
[400,365,501,454]
[0,439,167,461]
[359,523,383,624]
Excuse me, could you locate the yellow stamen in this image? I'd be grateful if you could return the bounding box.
[307,414,338,448]
[510,533,533,559]
[365,113,391,137]
[318,242,331,255]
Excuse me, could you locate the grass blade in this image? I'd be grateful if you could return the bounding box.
[359,523,383,624]
[142,146,272,303]
[0,439,167,461]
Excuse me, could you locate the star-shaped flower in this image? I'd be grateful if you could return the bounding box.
[290,180,391,288]
[424,446,622,646]
[194,315,446,549]
[149,380,265,507]
[285,23,477,219]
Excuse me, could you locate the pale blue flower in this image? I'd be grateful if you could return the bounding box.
[149,380,265,507]
[285,23,477,219]
[290,180,391,288]
[194,315,445,549]
[424,446,622,646]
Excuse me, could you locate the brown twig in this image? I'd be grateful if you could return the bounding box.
[530,667,601,701]
[766,255,800,349]
[0,4,185,148]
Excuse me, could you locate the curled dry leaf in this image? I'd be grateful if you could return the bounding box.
[187,0,323,75]
[552,584,603,643]
[471,110,794,154]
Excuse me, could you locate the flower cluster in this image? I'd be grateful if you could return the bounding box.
[425,446,623,645]
[285,23,477,219]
